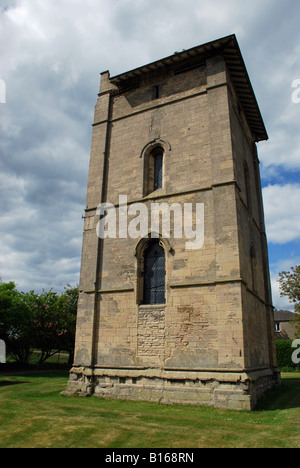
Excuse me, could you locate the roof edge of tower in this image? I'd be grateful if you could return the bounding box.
[109,34,268,143]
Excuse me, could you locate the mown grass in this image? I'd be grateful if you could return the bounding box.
[0,372,299,448]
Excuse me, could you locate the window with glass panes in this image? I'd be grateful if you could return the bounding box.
[143,240,166,304]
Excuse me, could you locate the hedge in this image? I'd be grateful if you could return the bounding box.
[276,340,300,369]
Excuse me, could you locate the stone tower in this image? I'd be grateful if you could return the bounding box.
[64,35,280,410]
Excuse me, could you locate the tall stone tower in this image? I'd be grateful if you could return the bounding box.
[64,35,280,410]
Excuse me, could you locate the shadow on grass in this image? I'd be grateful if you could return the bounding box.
[0,380,29,388]
[0,362,71,375]
[255,377,300,411]
[0,365,299,414]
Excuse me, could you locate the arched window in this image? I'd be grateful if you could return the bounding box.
[244,161,252,214]
[145,146,164,195]
[143,240,166,305]
[153,148,163,191]
[250,244,257,293]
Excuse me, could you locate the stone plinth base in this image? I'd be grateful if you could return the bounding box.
[63,367,281,411]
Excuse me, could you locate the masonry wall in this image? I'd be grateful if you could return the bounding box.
[228,78,276,369]
[62,42,283,410]
[69,51,278,411]
[72,55,253,374]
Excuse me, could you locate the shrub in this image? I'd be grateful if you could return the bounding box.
[276,340,300,369]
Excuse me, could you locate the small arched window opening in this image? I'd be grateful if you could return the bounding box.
[153,148,163,191]
[250,244,257,293]
[143,240,166,305]
[145,146,164,195]
[244,162,252,214]
[152,85,160,100]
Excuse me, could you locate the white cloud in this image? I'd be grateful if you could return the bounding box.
[1,0,300,292]
[263,184,300,244]
[259,103,300,173]
[271,274,294,311]
[269,256,300,311]
[254,35,300,174]
[194,0,273,39]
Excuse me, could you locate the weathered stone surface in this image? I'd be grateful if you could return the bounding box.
[63,366,281,410]
[64,35,280,410]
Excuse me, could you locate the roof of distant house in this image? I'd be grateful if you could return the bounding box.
[274,310,296,322]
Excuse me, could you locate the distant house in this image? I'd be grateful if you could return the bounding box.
[274,310,297,340]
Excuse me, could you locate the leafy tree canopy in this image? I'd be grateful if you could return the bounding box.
[0,280,78,364]
[279,266,300,337]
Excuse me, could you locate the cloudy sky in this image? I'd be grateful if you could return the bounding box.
[0,0,300,310]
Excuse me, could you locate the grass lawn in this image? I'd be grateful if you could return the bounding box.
[0,371,299,448]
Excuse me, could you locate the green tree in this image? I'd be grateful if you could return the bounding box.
[55,285,78,364]
[0,281,78,365]
[27,286,78,365]
[278,265,300,338]
[0,281,33,363]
